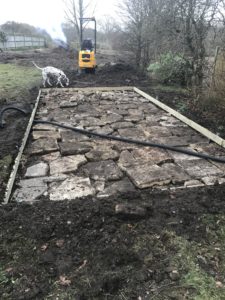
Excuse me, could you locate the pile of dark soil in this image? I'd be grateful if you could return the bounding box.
[1,185,225,299]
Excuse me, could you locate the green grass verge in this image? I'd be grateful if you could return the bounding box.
[170,214,225,299]
[0,63,41,101]
[151,84,189,94]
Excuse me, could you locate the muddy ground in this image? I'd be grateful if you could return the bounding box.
[1,48,225,299]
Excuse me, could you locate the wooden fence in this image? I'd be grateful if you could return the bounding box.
[0,34,46,50]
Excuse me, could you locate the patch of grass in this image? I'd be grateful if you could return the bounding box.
[152,84,189,94]
[0,155,12,181]
[0,266,9,286]
[0,63,41,101]
[168,215,225,299]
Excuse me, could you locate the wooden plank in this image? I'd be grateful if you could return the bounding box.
[43,86,133,92]
[134,87,225,148]
[4,90,42,204]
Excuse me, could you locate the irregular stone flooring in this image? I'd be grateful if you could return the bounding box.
[12,88,225,202]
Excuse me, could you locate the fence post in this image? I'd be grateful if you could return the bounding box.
[13,33,16,49]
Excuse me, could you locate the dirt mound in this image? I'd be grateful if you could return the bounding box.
[1,185,225,299]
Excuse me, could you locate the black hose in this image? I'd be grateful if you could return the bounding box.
[0,106,29,128]
[33,120,225,164]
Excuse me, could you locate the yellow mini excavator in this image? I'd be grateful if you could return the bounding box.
[78,17,97,73]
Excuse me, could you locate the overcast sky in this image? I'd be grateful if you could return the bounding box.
[1,0,119,40]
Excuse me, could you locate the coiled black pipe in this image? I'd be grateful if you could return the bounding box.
[33,120,225,164]
[0,106,29,128]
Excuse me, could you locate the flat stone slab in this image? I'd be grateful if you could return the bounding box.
[32,130,60,140]
[59,142,93,156]
[82,160,123,181]
[143,126,172,137]
[100,113,123,124]
[169,148,201,162]
[124,163,190,189]
[12,178,48,202]
[111,122,133,129]
[29,138,58,155]
[49,176,95,201]
[11,88,225,203]
[97,177,136,198]
[59,101,78,108]
[25,162,49,178]
[177,159,223,178]
[85,147,119,162]
[118,148,172,169]
[32,124,57,131]
[42,151,61,162]
[80,117,108,127]
[50,155,87,175]
[60,130,90,142]
[95,125,114,135]
[117,128,147,139]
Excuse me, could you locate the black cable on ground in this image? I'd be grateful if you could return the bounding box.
[33,120,225,164]
[0,106,29,128]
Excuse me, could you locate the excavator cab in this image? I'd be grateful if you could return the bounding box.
[78,18,97,73]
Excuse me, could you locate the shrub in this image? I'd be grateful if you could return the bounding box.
[0,31,7,44]
[148,52,191,85]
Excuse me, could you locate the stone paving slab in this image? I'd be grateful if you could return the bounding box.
[11,88,225,202]
[49,176,95,201]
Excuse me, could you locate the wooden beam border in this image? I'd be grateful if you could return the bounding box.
[134,87,225,148]
[4,90,42,204]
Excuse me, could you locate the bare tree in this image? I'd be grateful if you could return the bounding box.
[120,0,151,67]
[63,0,96,46]
[98,16,123,49]
[122,0,224,87]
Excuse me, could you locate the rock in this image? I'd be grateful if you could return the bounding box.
[216,281,223,288]
[93,181,105,192]
[60,130,90,142]
[41,151,61,162]
[184,180,205,187]
[169,270,180,281]
[100,92,114,100]
[97,178,136,198]
[177,159,223,178]
[49,176,95,201]
[117,128,146,139]
[82,160,123,181]
[59,142,93,155]
[111,122,133,129]
[29,138,58,155]
[118,148,173,170]
[32,124,57,131]
[197,255,207,266]
[80,117,108,127]
[218,178,225,185]
[96,125,114,135]
[115,204,147,218]
[101,113,123,124]
[143,125,172,137]
[60,101,78,108]
[43,175,68,183]
[25,162,49,178]
[169,148,201,162]
[123,163,189,189]
[124,115,143,122]
[12,178,48,202]
[50,155,87,175]
[32,130,60,140]
[201,176,222,185]
[85,147,119,162]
